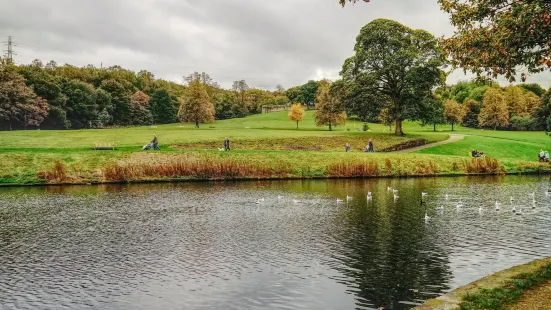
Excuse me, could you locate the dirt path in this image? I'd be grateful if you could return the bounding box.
[399,134,465,153]
[507,280,551,310]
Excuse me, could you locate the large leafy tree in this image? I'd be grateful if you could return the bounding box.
[63,79,99,129]
[439,0,551,82]
[232,80,250,118]
[419,97,446,132]
[130,91,153,125]
[0,61,49,130]
[443,99,466,131]
[478,87,509,130]
[178,78,214,128]
[100,79,133,125]
[314,80,347,131]
[341,19,446,135]
[150,88,177,124]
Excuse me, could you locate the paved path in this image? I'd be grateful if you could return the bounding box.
[399,134,465,153]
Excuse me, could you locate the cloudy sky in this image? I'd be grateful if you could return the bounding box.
[1,0,549,89]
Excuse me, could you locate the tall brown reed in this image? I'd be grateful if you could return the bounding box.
[464,157,502,174]
[326,161,380,177]
[37,161,69,182]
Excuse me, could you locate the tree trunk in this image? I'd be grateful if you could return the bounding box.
[395,120,404,136]
[433,123,436,132]
[296,121,298,129]
[9,123,12,131]
[195,120,199,128]
[329,122,332,131]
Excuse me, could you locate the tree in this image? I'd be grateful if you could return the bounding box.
[178,78,214,128]
[130,91,153,125]
[439,0,551,82]
[95,88,113,127]
[150,88,177,124]
[99,79,133,125]
[63,79,99,129]
[419,98,446,132]
[288,103,305,129]
[0,61,49,130]
[462,99,482,128]
[341,19,446,135]
[444,99,466,131]
[299,80,319,109]
[313,80,347,131]
[478,88,509,130]
[521,83,546,97]
[232,80,250,118]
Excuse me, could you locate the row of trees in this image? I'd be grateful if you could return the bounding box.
[0,59,296,130]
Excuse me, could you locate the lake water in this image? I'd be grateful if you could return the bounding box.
[1,176,551,310]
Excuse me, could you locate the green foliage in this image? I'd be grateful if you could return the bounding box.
[419,97,446,131]
[100,79,133,125]
[340,19,446,135]
[520,83,546,97]
[150,88,177,124]
[440,0,551,82]
[63,79,99,129]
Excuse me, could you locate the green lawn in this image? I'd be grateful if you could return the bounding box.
[0,111,549,185]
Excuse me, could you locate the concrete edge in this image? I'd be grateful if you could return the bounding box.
[412,256,551,310]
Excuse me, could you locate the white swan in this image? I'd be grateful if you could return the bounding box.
[367,192,372,200]
[346,195,353,201]
[495,202,501,211]
[394,194,399,200]
[512,206,517,213]
[422,192,428,198]
[425,213,431,222]
[516,208,522,215]
[445,194,449,200]
[532,201,537,209]
[256,199,263,204]
[393,189,399,194]
[387,186,392,192]
[336,198,344,204]
[293,199,301,204]
[510,197,514,203]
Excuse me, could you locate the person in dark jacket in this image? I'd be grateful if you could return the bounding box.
[345,143,350,152]
[368,139,374,152]
[224,137,231,151]
[152,134,159,150]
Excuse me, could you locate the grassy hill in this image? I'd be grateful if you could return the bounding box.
[0,111,549,185]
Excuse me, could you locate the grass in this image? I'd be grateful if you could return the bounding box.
[0,110,550,185]
[460,262,551,310]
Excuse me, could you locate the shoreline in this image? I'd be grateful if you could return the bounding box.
[413,256,551,309]
[2,169,551,188]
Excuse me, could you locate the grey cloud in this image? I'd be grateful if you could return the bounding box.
[0,0,549,89]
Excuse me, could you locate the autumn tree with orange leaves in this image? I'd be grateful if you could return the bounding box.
[288,103,305,129]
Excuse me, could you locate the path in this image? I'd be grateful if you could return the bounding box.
[399,134,465,153]
[507,280,551,310]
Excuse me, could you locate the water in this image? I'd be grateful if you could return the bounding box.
[1,176,551,310]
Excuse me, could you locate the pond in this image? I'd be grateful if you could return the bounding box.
[1,176,551,310]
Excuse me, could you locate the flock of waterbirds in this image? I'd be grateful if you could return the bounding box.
[254,187,551,223]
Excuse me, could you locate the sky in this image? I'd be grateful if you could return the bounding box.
[0,0,549,90]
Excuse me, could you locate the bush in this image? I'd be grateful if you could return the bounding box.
[361,123,369,131]
[509,116,538,131]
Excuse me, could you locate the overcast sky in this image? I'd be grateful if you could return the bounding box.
[1,0,549,89]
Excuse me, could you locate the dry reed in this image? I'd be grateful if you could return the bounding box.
[101,157,294,182]
[464,157,503,174]
[36,161,69,182]
[326,160,380,177]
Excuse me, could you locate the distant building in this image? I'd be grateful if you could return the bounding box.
[262,105,289,114]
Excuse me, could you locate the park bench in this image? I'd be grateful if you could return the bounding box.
[93,142,115,150]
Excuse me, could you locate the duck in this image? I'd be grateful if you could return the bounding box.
[512,206,517,213]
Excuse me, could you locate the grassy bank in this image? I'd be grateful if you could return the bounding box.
[1,111,551,185]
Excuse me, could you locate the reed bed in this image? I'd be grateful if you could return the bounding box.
[101,156,294,182]
[464,157,503,174]
[327,160,381,177]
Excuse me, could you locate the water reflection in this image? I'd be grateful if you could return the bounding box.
[0,176,550,309]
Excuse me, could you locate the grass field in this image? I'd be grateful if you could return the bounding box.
[1,111,550,185]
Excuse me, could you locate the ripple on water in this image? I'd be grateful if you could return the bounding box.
[1,177,551,309]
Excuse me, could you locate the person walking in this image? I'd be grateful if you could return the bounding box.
[368,139,374,153]
[152,134,159,151]
[345,143,350,152]
[224,137,231,151]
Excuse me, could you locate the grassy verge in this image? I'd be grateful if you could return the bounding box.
[460,262,551,310]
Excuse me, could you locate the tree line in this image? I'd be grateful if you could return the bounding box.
[0,59,325,130]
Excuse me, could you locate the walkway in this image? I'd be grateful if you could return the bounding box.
[508,280,551,310]
[399,134,465,153]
